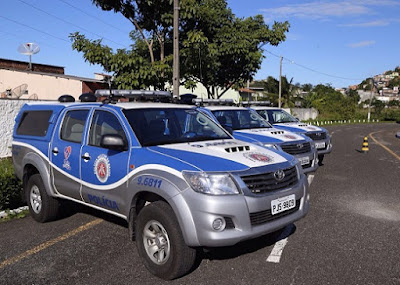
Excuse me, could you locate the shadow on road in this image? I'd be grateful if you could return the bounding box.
[58,201,128,228]
[201,223,297,261]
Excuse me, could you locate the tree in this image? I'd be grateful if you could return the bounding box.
[388,100,400,107]
[261,76,295,107]
[301,83,313,92]
[388,77,400,89]
[280,76,295,107]
[70,0,289,96]
[308,84,356,120]
[263,76,279,94]
[371,98,385,115]
[347,88,360,104]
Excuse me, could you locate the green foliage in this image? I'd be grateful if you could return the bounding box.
[380,109,400,121]
[347,88,360,104]
[303,84,356,120]
[0,209,29,222]
[71,0,290,97]
[261,76,296,107]
[388,77,400,89]
[0,158,24,211]
[371,98,385,115]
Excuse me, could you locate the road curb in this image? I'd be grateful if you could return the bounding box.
[0,206,29,220]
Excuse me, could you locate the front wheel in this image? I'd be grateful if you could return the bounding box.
[135,201,197,280]
[25,174,60,222]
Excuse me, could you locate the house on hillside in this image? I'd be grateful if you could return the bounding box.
[0,58,107,100]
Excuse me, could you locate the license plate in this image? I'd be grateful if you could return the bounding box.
[315,142,326,149]
[271,194,296,215]
[299,156,310,165]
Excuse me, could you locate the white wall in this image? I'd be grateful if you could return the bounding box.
[0,99,49,158]
[178,83,241,103]
[0,69,83,100]
[291,108,319,121]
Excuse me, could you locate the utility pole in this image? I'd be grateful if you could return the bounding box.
[367,78,374,122]
[173,0,180,99]
[278,56,283,108]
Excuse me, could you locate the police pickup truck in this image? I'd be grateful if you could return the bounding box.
[198,102,318,174]
[251,105,332,165]
[12,91,309,280]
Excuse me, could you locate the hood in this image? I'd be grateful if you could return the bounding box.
[273,122,326,133]
[148,139,292,172]
[233,128,307,144]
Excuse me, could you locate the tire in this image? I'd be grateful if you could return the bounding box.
[318,154,324,166]
[25,174,60,223]
[135,201,197,280]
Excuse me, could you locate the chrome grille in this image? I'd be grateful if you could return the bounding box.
[241,166,298,194]
[281,142,311,155]
[250,199,301,226]
[305,132,326,140]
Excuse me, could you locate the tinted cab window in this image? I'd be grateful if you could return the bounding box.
[16,111,53,136]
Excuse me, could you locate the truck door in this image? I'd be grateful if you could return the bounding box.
[80,109,130,215]
[50,108,90,200]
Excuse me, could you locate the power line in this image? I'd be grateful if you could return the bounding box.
[264,49,365,82]
[0,15,70,43]
[0,28,59,49]
[57,0,132,35]
[16,0,127,48]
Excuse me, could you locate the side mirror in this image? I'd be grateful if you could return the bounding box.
[100,134,127,151]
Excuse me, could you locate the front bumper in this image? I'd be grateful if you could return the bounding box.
[177,167,309,247]
[315,137,332,155]
[293,151,318,174]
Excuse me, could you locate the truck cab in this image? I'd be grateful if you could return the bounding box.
[198,103,318,174]
[251,106,332,165]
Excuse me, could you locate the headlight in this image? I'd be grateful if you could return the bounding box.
[182,171,240,195]
[264,143,282,151]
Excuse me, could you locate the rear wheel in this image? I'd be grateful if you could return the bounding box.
[135,201,197,280]
[25,174,60,222]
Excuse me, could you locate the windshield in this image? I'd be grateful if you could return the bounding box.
[123,108,231,146]
[257,109,298,124]
[211,109,272,130]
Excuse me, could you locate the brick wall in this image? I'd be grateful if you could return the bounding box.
[0,58,64,74]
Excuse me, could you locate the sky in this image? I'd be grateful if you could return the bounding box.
[0,0,399,89]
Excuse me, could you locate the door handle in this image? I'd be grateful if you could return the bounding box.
[52,147,59,155]
[81,153,91,161]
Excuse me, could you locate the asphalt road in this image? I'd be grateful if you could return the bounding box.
[1,123,400,285]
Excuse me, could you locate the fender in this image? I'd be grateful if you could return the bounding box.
[127,169,199,246]
[22,151,55,197]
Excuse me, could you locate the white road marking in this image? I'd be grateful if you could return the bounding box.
[265,174,314,264]
[266,225,293,263]
[266,237,288,263]
[307,174,315,185]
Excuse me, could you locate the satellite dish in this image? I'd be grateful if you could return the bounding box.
[17,43,40,70]
[11,84,28,98]
[28,93,38,100]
